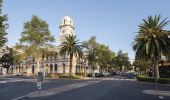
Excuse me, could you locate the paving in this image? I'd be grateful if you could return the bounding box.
[0,75,170,100]
[23,81,100,98]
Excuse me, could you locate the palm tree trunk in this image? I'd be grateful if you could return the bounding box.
[155,59,160,78]
[152,57,155,77]
[69,54,73,76]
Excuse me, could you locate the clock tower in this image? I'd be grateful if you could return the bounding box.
[59,16,75,43]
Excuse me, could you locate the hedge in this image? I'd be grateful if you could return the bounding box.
[137,77,170,84]
[59,74,82,79]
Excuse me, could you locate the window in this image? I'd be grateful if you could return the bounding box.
[32,65,34,74]
[55,64,57,71]
[64,19,66,24]
[50,64,53,72]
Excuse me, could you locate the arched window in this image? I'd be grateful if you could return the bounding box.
[21,66,23,73]
[32,65,34,74]
[50,64,53,72]
[45,64,49,73]
[63,63,65,73]
[55,64,57,71]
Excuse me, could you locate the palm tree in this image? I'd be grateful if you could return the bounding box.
[132,15,170,78]
[59,35,83,76]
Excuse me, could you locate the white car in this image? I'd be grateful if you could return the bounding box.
[102,72,110,76]
[16,73,22,76]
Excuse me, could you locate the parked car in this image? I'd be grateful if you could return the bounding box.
[16,73,22,76]
[102,72,110,76]
[125,72,136,79]
[87,73,105,77]
[112,71,118,75]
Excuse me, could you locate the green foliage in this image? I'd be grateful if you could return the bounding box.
[13,43,28,65]
[132,15,170,78]
[158,78,170,84]
[46,73,59,79]
[114,50,131,71]
[59,74,82,79]
[137,76,170,84]
[96,44,115,71]
[133,59,151,71]
[59,35,83,57]
[132,15,170,60]
[83,36,98,70]
[137,77,156,83]
[59,35,83,75]
[0,7,8,48]
[43,50,58,60]
[20,15,55,46]
[19,15,55,72]
[83,36,116,72]
[0,47,13,73]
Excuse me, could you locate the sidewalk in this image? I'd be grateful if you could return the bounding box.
[0,74,15,78]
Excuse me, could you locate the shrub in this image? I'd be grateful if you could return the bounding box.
[137,76,170,84]
[59,74,82,79]
[158,78,170,84]
[47,73,59,79]
[28,74,37,78]
[137,77,156,82]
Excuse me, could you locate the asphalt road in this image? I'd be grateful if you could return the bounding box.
[0,76,170,100]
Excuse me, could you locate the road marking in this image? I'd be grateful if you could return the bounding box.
[159,96,164,99]
[12,81,101,99]
[142,90,170,97]
[0,78,37,84]
[0,81,7,83]
[11,95,27,100]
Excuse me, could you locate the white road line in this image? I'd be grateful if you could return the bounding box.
[11,95,27,100]
[0,81,7,83]
[0,78,37,84]
[142,90,170,97]
[12,81,101,99]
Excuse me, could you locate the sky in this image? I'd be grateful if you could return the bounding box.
[2,0,170,61]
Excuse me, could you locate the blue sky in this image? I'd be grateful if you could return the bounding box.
[2,0,170,61]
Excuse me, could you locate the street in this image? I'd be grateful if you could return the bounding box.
[0,76,170,100]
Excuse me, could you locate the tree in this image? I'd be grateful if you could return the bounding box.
[133,59,152,76]
[83,36,116,74]
[0,0,8,48]
[83,36,98,73]
[114,50,131,72]
[96,44,115,73]
[59,35,83,76]
[12,43,28,73]
[132,15,170,78]
[0,47,13,73]
[19,16,55,73]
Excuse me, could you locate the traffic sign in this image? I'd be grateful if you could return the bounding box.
[37,82,42,90]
